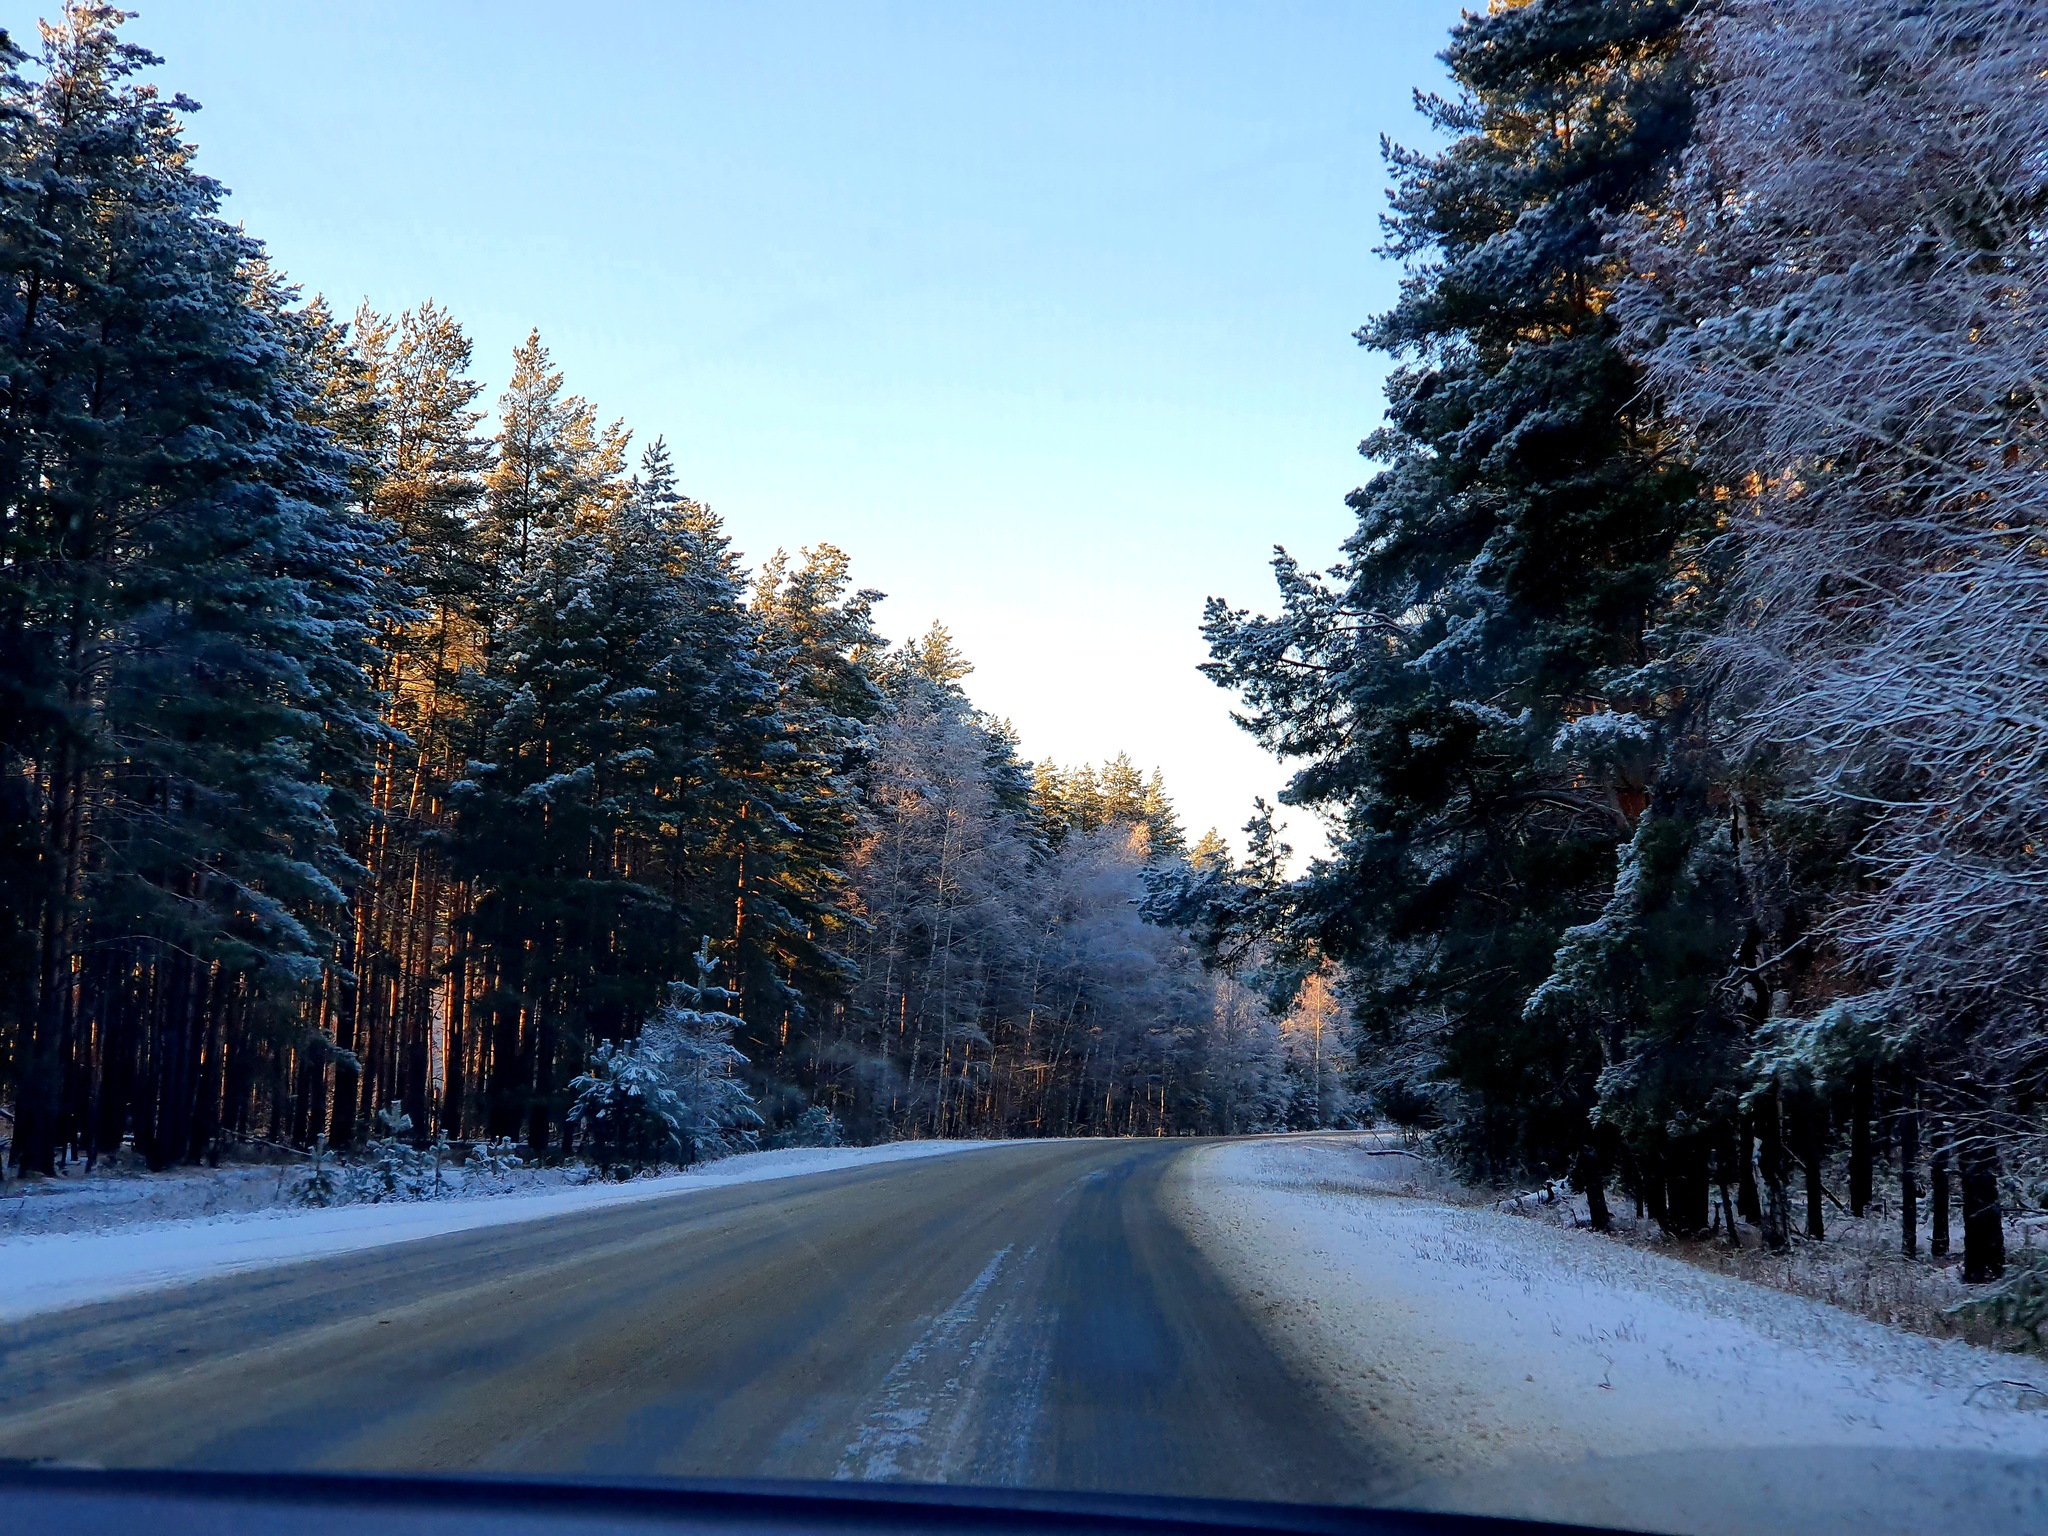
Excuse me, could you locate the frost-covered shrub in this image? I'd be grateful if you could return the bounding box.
[342,1107,449,1202]
[465,1136,525,1181]
[292,1108,462,1206]
[768,1104,845,1149]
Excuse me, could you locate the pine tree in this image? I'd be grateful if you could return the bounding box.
[568,940,763,1171]
[1280,965,1357,1129]
[332,299,493,1144]
[1202,0,1699,1180]
[908,620,973,686]
[457,366,676,1143]
[479,330,627,584]
[725,546,884,1063]
[0,6,390,1171]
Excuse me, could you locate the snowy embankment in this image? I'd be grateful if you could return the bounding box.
[1171,1134,2048,1536]
[0,1140,1001,1325]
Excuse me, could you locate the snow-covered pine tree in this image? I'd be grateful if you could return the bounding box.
[477,330,628,588]
[457,350,669,1147]
[573,939,761,1169]
[641,939,763,1162]
[0,7,390,1172]
[568,1031,690,1173]
[719,546,884,1071]
[331,300,494,1145]
[1201,0,1701,1186]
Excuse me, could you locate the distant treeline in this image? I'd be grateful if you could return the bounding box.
[1194,0,2047,1284]
[0,10,1344,1176]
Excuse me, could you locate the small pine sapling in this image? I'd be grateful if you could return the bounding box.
[771,1104,845,1149]
[465,1137,525,1182]
[354,1105,434,1202]
[571,938,764,1173]
[292,1135,342,1207]
[568,1034,691,1176]
[643,939,764,1165]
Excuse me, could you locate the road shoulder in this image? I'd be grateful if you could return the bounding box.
[1165,1134,2048,1536]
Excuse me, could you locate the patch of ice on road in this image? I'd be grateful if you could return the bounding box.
[837,1245,1019,1483]
[0,1141,1008,1324]
[1170,1134,2048,1535]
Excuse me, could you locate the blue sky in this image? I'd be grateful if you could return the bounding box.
[133,0,1467,853]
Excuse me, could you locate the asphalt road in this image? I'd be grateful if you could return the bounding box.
[0,1140,1378,1503]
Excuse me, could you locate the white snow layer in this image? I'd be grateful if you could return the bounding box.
[1170,1134,2048,1536]
[0,1140,1002,1324]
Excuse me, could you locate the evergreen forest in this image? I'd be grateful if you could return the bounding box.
[0,7,1343,1181]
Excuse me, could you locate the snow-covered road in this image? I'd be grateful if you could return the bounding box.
[1170,1134,2048,1536]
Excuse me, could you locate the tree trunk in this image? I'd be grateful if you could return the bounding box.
[1665,1137,1711,1238]
[1898,1082,1919,1259]
[17,697,87,1177]
[527,1006,554,1154]
[1757,1090,1791,1252]
[1636,1144,1670,1232]
[1930,1130,1951,1258]
[331,975,363,1150]
[1737,1114,1762,1226]
[1801,1095,1826,1240]
[1960,1140,2005,1283]
[1849,1062,1873,1217]
[1575,1142,1611,1233]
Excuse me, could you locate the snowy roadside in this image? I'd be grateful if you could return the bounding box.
[1169,1134,2048,1536]
[0,1140,1007,1325]
[1,1160,311,1237]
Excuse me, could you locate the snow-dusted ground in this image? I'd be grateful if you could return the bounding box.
[1171,1134,2048,1536]
[1,1159,326,1236]
[0,1140,1003,1325]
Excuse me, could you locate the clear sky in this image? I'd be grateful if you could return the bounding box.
[126,0,1467,856]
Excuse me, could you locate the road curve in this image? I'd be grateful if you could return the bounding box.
[0,1140,1380,1503]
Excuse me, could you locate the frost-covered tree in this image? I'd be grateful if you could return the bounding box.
[1202,0,1700,1181]
[1620,0,2048,1275]
[823,630,1217,1140]
[570,941,761,1169]
[0,8,391,1172]
[840,661,1034,1135]
[1280,966,1358,1129]
[1201,972,1290,1135]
